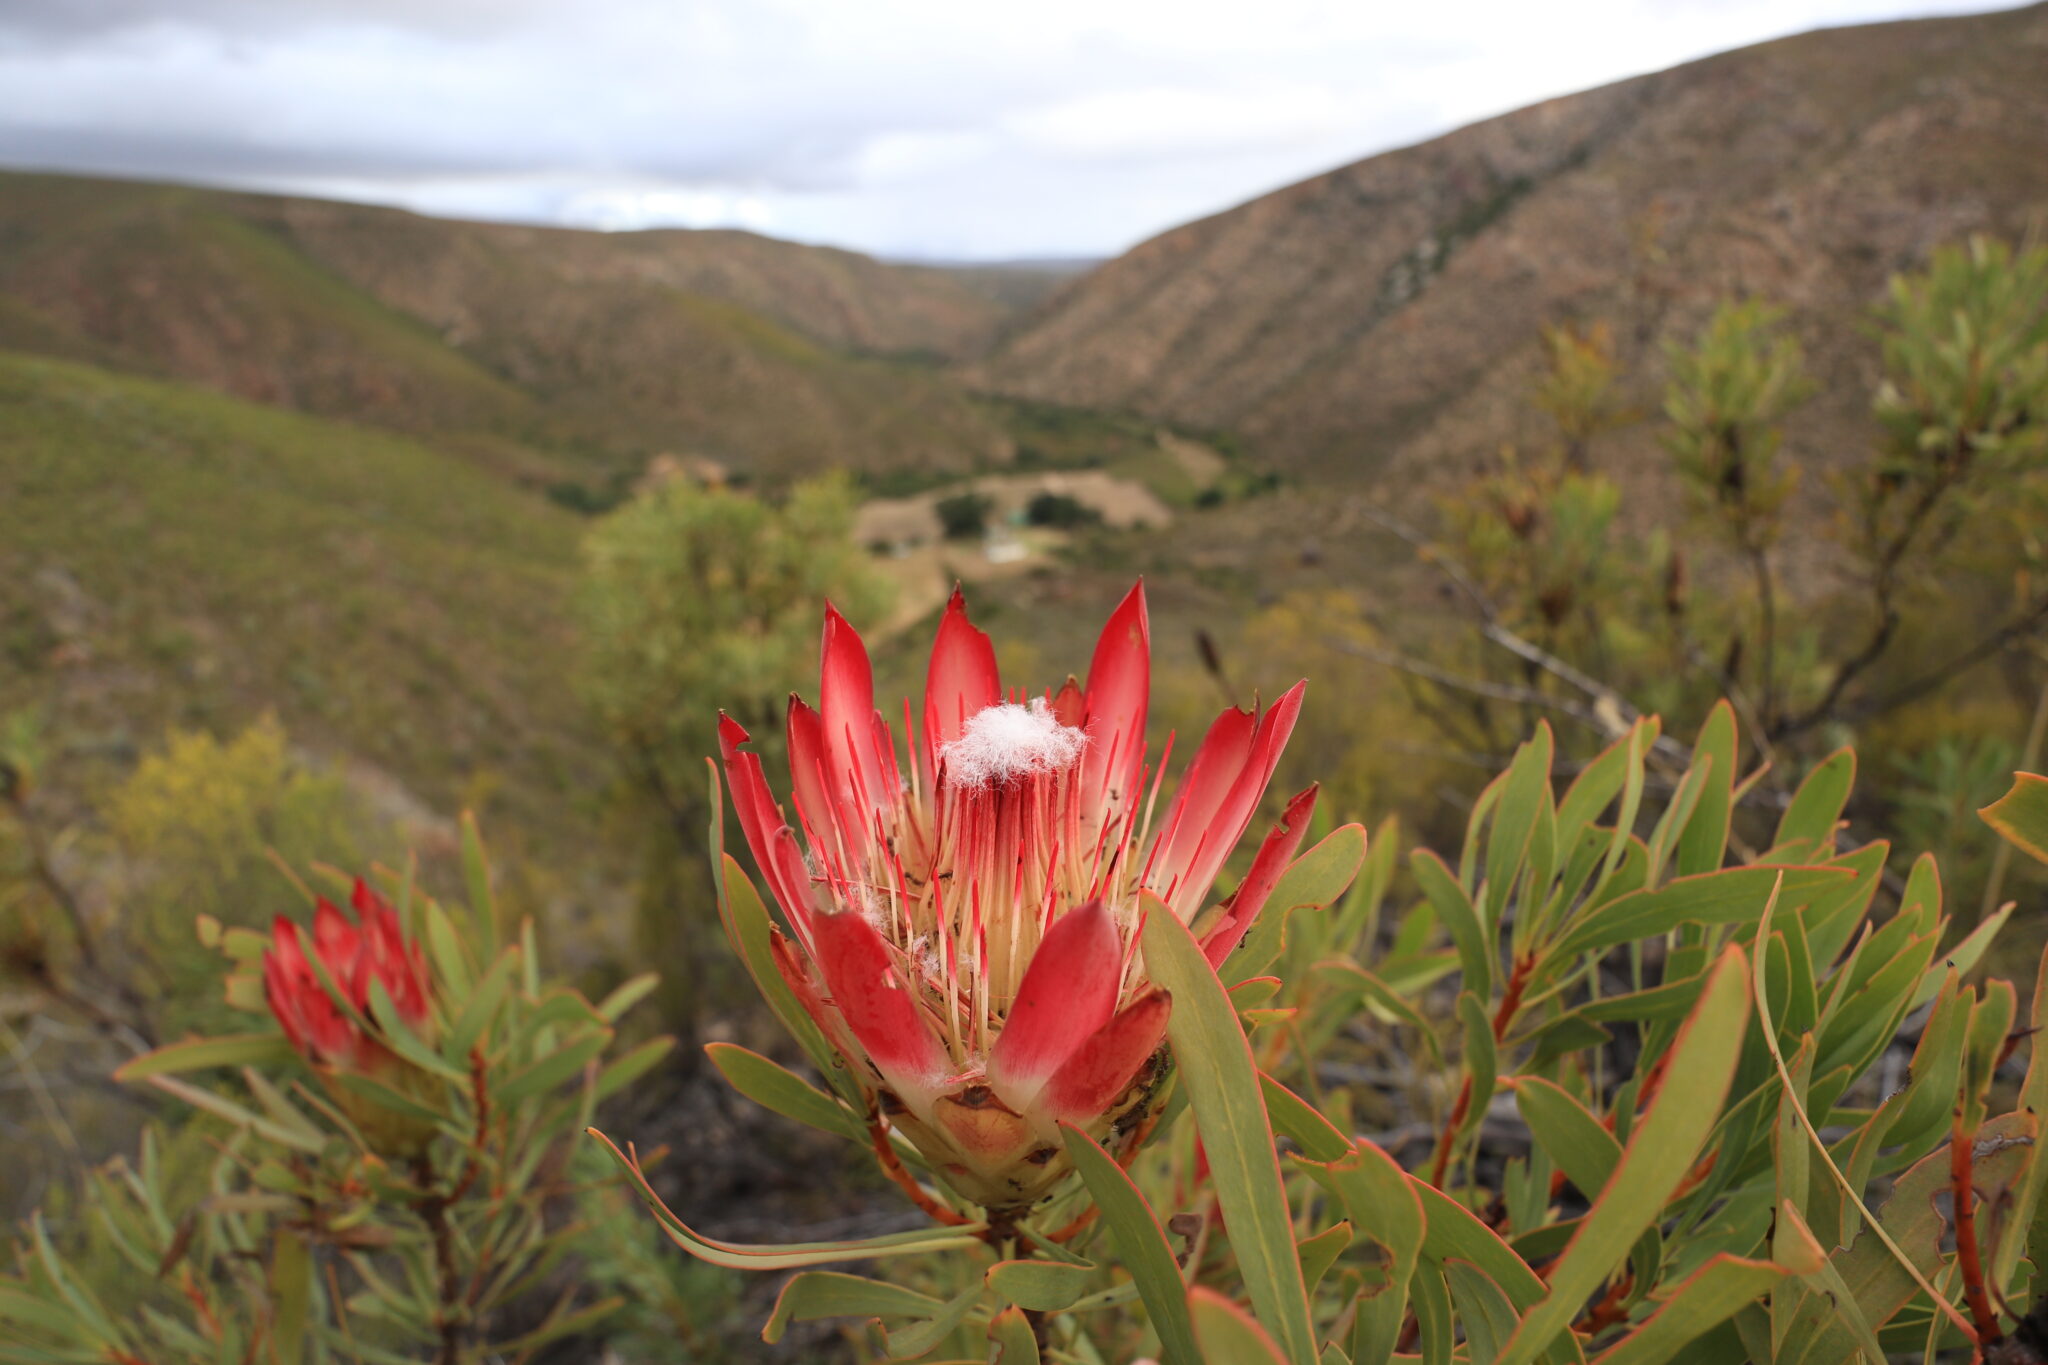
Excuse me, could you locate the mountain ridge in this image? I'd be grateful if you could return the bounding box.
[968,3,2048,491]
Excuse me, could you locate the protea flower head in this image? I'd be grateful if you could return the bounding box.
[264,879,440,1154]
[719,583,1312,1213]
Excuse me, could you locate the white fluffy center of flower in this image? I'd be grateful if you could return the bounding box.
[941,699,1086,788]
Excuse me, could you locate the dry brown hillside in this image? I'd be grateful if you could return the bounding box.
[970,3,2048,496]
[0,171,1048,480]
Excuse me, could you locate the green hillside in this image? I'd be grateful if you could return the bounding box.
[0,171,1014,485]
[0,350,606,864]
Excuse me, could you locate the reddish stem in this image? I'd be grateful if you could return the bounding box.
[1952,1109,2003,1348]
[870,1121,974,1228]
[1428,953,1534,1189]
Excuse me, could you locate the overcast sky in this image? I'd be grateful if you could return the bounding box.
[0,1,2017,261]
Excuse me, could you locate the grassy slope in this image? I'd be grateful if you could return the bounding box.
[0,351,607,864]
[0,171,1013,484]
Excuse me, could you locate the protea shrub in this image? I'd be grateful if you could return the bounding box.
[717,583,1314,1214]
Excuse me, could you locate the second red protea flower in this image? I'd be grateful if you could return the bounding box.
[263,878,441,1154]
[720,582,1312,1213]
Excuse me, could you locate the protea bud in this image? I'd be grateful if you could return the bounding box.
[263,879,440,1155]
[719,583,1310,1213]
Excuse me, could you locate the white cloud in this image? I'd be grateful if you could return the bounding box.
[0,0,2022,259]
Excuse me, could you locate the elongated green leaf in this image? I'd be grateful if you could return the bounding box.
[271,1229,311,1365]
[591,1035,676,1103]
[1776,749,1855,850]
[1413,849,1490,999]
[1455,991,1498,1147]
[1189,1287,1290,1365]
[1495,945,1751,1365]
[143,1075,328,1153]
[763,1271,944,1342]
[1310,961,1445,1065]
[485,1298,625,1357]
[1142,895,1317,1365]
[1259,1071,1349,1162]
[445,945,520,1060]
[987,1305,1041,1364]
[1982,772,2048,864]
[1486,723,1554,927]
[596,972,661,1022]
[497,1029,612,1104]
[1675,702,1737,877]
[1408,1182,1558,1342]
[885,1282,984,1359]
[1587,1254,1785,1365]
[1513,1078,1621,1199]
[590,1128,985,1269]
[1997,943,2048,1286]
[1301,1141,1424,1298]
[1445,1259,1521,1365]
[706,1042,864,1140]
[1297,1222,1352,1297]
[1061,1123,1200,1365]
[421,898,475,1003]
[1548,865,1852,964]
[112,1033,298,1082]
[988,1258,1095,1312]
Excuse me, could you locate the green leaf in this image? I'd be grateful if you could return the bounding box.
[270,1229,311,1365]
[1141,894,1317,1365]
[460,809,497,948]
[1061,1123,1200,1365]
[1495,945,1751,1365]
[1775,748,1855,850]
[1675,702,1737,877]
[1982,772,2048,864]
[1310,961,1444,1066]
[1300,1141,1424,1301]
[364,978,468,1082]
[884,1281,984,1360]
[1189,1287,1290,1365]
[1296,1222,1353,1297]
[421,899,475,1006]
[1486,723,1554,928]
[716,846,848,1097]
[112,1033,299,1082]
[762,1271,944,1343]
[1259,1071,1350,1162]
[1445,1259,1521,1365]
[987,1258,1095,1312]
[142,1075,328,1153]
[987,1306,1041,1365]
[445,945,520,1060]
[1997,943,2048,1286]
[591,1035,677,1104]
[1228,824,1369,984]
[1455,992,1498,1148]
[706,1042,864,1140]
[497,1028,612,1104]
[1547,865,1852,965]
[596,972,661,1022]
[1586,1254,1786,1365]
[1413,849,1490,999]
[590,1128,987,1269]
[1513,1078,1621,1199]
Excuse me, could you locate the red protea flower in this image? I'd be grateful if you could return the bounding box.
[719,583,1312,1212]
[264,879,439,1152]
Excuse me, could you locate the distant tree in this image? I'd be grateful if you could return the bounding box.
[1025,491,1101,528]
[935,490,994,540]
[1663,299,1813,727]
[578,475,890,1040]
